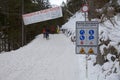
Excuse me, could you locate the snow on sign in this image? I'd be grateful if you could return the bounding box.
[76,21,99,54]
[22,7,63,25]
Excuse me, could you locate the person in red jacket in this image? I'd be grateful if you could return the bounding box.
[45,27,50,39]
[50,25,55,34]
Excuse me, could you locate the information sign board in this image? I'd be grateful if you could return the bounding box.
[22,7,63,25]
[76,21,99,54]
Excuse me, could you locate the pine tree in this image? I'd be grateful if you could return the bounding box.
[0,0,51,52]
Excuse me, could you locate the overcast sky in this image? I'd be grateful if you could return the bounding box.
[49,0,66,6]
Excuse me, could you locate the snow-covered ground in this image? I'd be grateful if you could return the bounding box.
[0,34,119,80]
[0,34,99,80]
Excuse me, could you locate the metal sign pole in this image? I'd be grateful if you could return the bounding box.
[76,2,98,80]
[22,0,24,46]
[85,12,88,80]
[82,3,89,80]
[82,2,88,79]
[76,21,98,80]
[86,54,88,80]
[85,12,87,21]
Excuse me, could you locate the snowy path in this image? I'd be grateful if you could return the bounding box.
[0,34,99,80]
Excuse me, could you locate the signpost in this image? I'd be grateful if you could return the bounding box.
[82,4,89,12]
[81,4,89,21]
[76,21,99,80]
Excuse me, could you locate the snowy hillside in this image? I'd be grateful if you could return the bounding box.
[61,12,120,80]
[62,12,120,55]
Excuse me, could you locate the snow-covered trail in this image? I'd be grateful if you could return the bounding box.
[0,34,99,80]
[0,34,78,80]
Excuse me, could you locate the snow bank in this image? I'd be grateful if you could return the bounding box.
[61,12,85,33]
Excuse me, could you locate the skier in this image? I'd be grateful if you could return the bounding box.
[45,27,50,40]
[42,27,46,38]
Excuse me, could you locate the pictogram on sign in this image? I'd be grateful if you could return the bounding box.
[80,30,85,35]
[80,36,85,40]
[80,41,84,44]
[90,42,93,44]
[82,4,89,12]
[89,36,94,40]
[89,30,94,35]
[80,48,85,54]
[88,48,94,54]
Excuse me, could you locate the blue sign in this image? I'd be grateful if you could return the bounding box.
[89,30,94,35]
[76,21,99,55]
[80,36,85,40]
[89,36,94,40]
[80,30,85,35]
